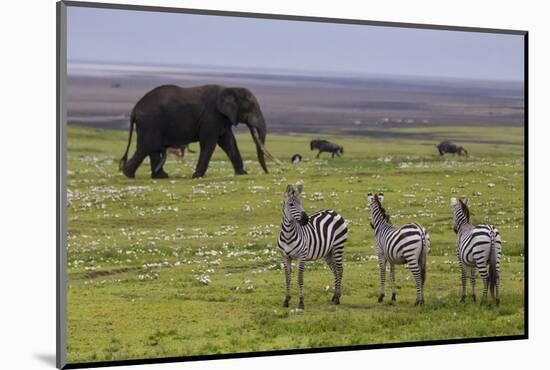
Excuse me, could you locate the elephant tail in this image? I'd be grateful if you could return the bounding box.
[119,112,135,172]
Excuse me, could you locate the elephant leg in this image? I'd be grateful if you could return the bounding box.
[193,139,217,178]
[150,151,169,179]
[123,150,147,178]
[218,131,246,175]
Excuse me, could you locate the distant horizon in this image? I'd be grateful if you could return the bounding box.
[67,59,525,84]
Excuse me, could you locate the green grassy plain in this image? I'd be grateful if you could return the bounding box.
[66,125,525,363]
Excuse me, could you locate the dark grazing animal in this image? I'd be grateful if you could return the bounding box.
[291,154,302,164]
[451,197,502,305]
[119,84,280,179]
[436,140,468,156]
[310,139,344,158]
[278,184,348,309]
[367,192,430,305]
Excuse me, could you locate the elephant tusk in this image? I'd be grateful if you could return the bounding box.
[252,128,282,165]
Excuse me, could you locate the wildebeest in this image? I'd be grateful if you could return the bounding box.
[436,141,468,156]
[310,139,344,158]
[291,154,302,164]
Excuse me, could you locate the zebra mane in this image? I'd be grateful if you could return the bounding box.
[459,200,470,223]
[374,196,391,224]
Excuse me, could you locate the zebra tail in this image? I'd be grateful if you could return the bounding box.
[488,227,497,299]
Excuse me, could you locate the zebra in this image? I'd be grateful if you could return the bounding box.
[451,197,502,305]
[367,192,430,305]
[278,184,348,309]
[310,139,344,158]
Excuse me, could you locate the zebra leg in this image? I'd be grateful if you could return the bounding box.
[495,269,500,306]
[390,263,396,301]
[325,254,338,304]
[333,256,343,305]
[297,259,305,309]
[481,278,489,305]
[460,264,467,303]
[316,151,321,159]
[333,247,345,304]
[477,258,489,305]
[378,257,386,303]
[407,259,424,305]
[470,267,477,302]
[334,261,343,305]
[493,247,501,306]
[282,257,291,307]
[331,152,335,158]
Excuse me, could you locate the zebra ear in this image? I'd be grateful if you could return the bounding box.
[462,197,469,205]
[285,185,293,194]
[296,183,303,195]
[378,193,384,203]
[451,197,457,206]
[367,192,374,203]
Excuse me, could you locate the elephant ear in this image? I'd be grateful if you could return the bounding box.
[216,89,238,126]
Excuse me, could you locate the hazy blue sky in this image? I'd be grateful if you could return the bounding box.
[67,6,524,81]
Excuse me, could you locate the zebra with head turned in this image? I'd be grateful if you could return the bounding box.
[367,192,430,305]
[451,197,502,305]
[278,184,348,309]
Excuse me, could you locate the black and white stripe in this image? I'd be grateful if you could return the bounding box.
[368,192,430,305]
[451,197,502,305]
[278,184,348,309]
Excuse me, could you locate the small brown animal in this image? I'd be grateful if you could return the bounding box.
[153,145,196,173]
[167,144,196,162]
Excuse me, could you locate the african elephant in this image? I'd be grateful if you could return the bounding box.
[119,84,280,179]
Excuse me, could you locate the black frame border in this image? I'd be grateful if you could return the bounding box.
[56,1,528,369]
